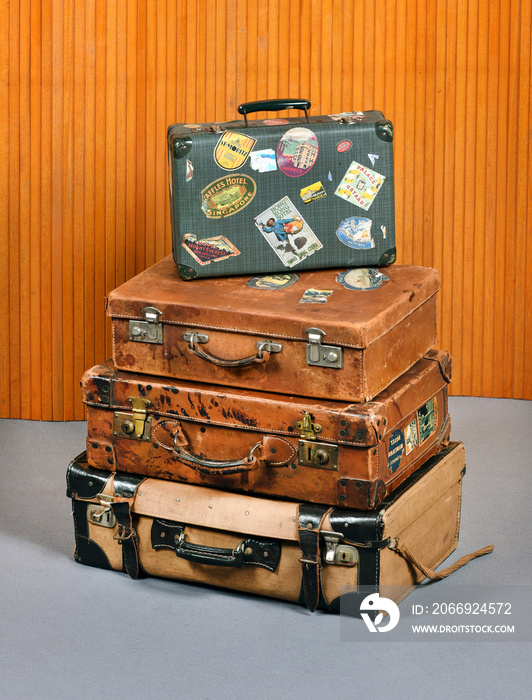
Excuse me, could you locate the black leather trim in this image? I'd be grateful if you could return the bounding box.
[298,504,330,612]
[113,472,145,498]
[71,500,113,571]
[66,452,111,499]
[150,519,281,572]
[110,501,142,579]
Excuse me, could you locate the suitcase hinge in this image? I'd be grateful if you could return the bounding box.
[129,307,163,344]
[321,531,359,567]
[305,327,343,369]
[113,397,152,441]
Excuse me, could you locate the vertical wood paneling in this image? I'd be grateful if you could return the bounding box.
[0,0,531,420]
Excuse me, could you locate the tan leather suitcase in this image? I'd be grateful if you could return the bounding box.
[82,350,451,510]
[66,442,492,612]
[106,256,439,402]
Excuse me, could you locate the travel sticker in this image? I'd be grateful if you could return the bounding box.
[336,217,375,249]
[404,418,418,455]
[298,289,333,304]
[246,273,300,290]
[214,131,257,170]
[181,233,241,266]
[388,429,405,473]
[300,181,326,205]
[335,160,385,210]
[337,140,352,153]
[418,398,437,443]
[276,127,319,177]
[185,160,194,182]
[336,268,390,291]
[201,174,256,219]
[250,149,277,173]
[254,196,323,268]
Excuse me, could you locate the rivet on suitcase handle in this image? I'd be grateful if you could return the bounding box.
[183,331,282,368]
[237,99,311,126]
[172,438,263,475]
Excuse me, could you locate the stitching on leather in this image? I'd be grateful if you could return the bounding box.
[264,435,297,465]
[83,400,358,446]
[111,316,367,350]
[109,290,438,350]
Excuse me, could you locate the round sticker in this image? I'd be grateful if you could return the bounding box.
[336,217,375,249]
[336,268,390,291]
[336,140,352,153]
[276,127,319,177]
[246,273,300,290]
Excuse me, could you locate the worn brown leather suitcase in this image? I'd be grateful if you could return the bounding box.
[67,442,493,612]
[82,349,451,510]
[107,255,439,402]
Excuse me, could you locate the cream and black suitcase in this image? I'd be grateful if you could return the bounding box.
[67,442,492,612]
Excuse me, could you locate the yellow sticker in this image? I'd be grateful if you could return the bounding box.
[214,131,257,170]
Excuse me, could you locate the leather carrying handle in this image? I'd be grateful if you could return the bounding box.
[185,331,281,368]
[151,519,281,571]
[237,99,310,125]
[175,532,246,567]
[172,436,262,475]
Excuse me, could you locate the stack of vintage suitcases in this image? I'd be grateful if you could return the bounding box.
[67,100,492,613]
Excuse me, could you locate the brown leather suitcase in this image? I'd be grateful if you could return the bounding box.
[106,255,439,402]
[67,442,493,613]
[82,349,451,510]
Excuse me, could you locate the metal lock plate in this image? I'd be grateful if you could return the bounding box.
[321,531,359,567]
[305,327,343,369]
[129,307,163,344]
[298,440,338,470]
[113,397,152,440]
[87,502,116,529]
[332,545,359,567]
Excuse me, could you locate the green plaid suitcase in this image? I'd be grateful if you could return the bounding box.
[168,99,395,280]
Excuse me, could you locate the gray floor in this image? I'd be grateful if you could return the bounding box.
[1,397,531,699]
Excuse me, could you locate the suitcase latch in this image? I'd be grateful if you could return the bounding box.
[321,531,359,567]
[129,307,163,344]
[305,328,343,369]
[295,412,322,440]
[88,496,117,529]
[113,397,152,441]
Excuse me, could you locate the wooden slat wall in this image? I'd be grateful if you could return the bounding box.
[1,0,530,420]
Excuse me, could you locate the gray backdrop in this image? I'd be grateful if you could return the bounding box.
[1,396,531,699]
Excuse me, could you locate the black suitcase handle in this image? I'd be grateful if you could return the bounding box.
[151,519,281,571]
[237,99,310,125]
